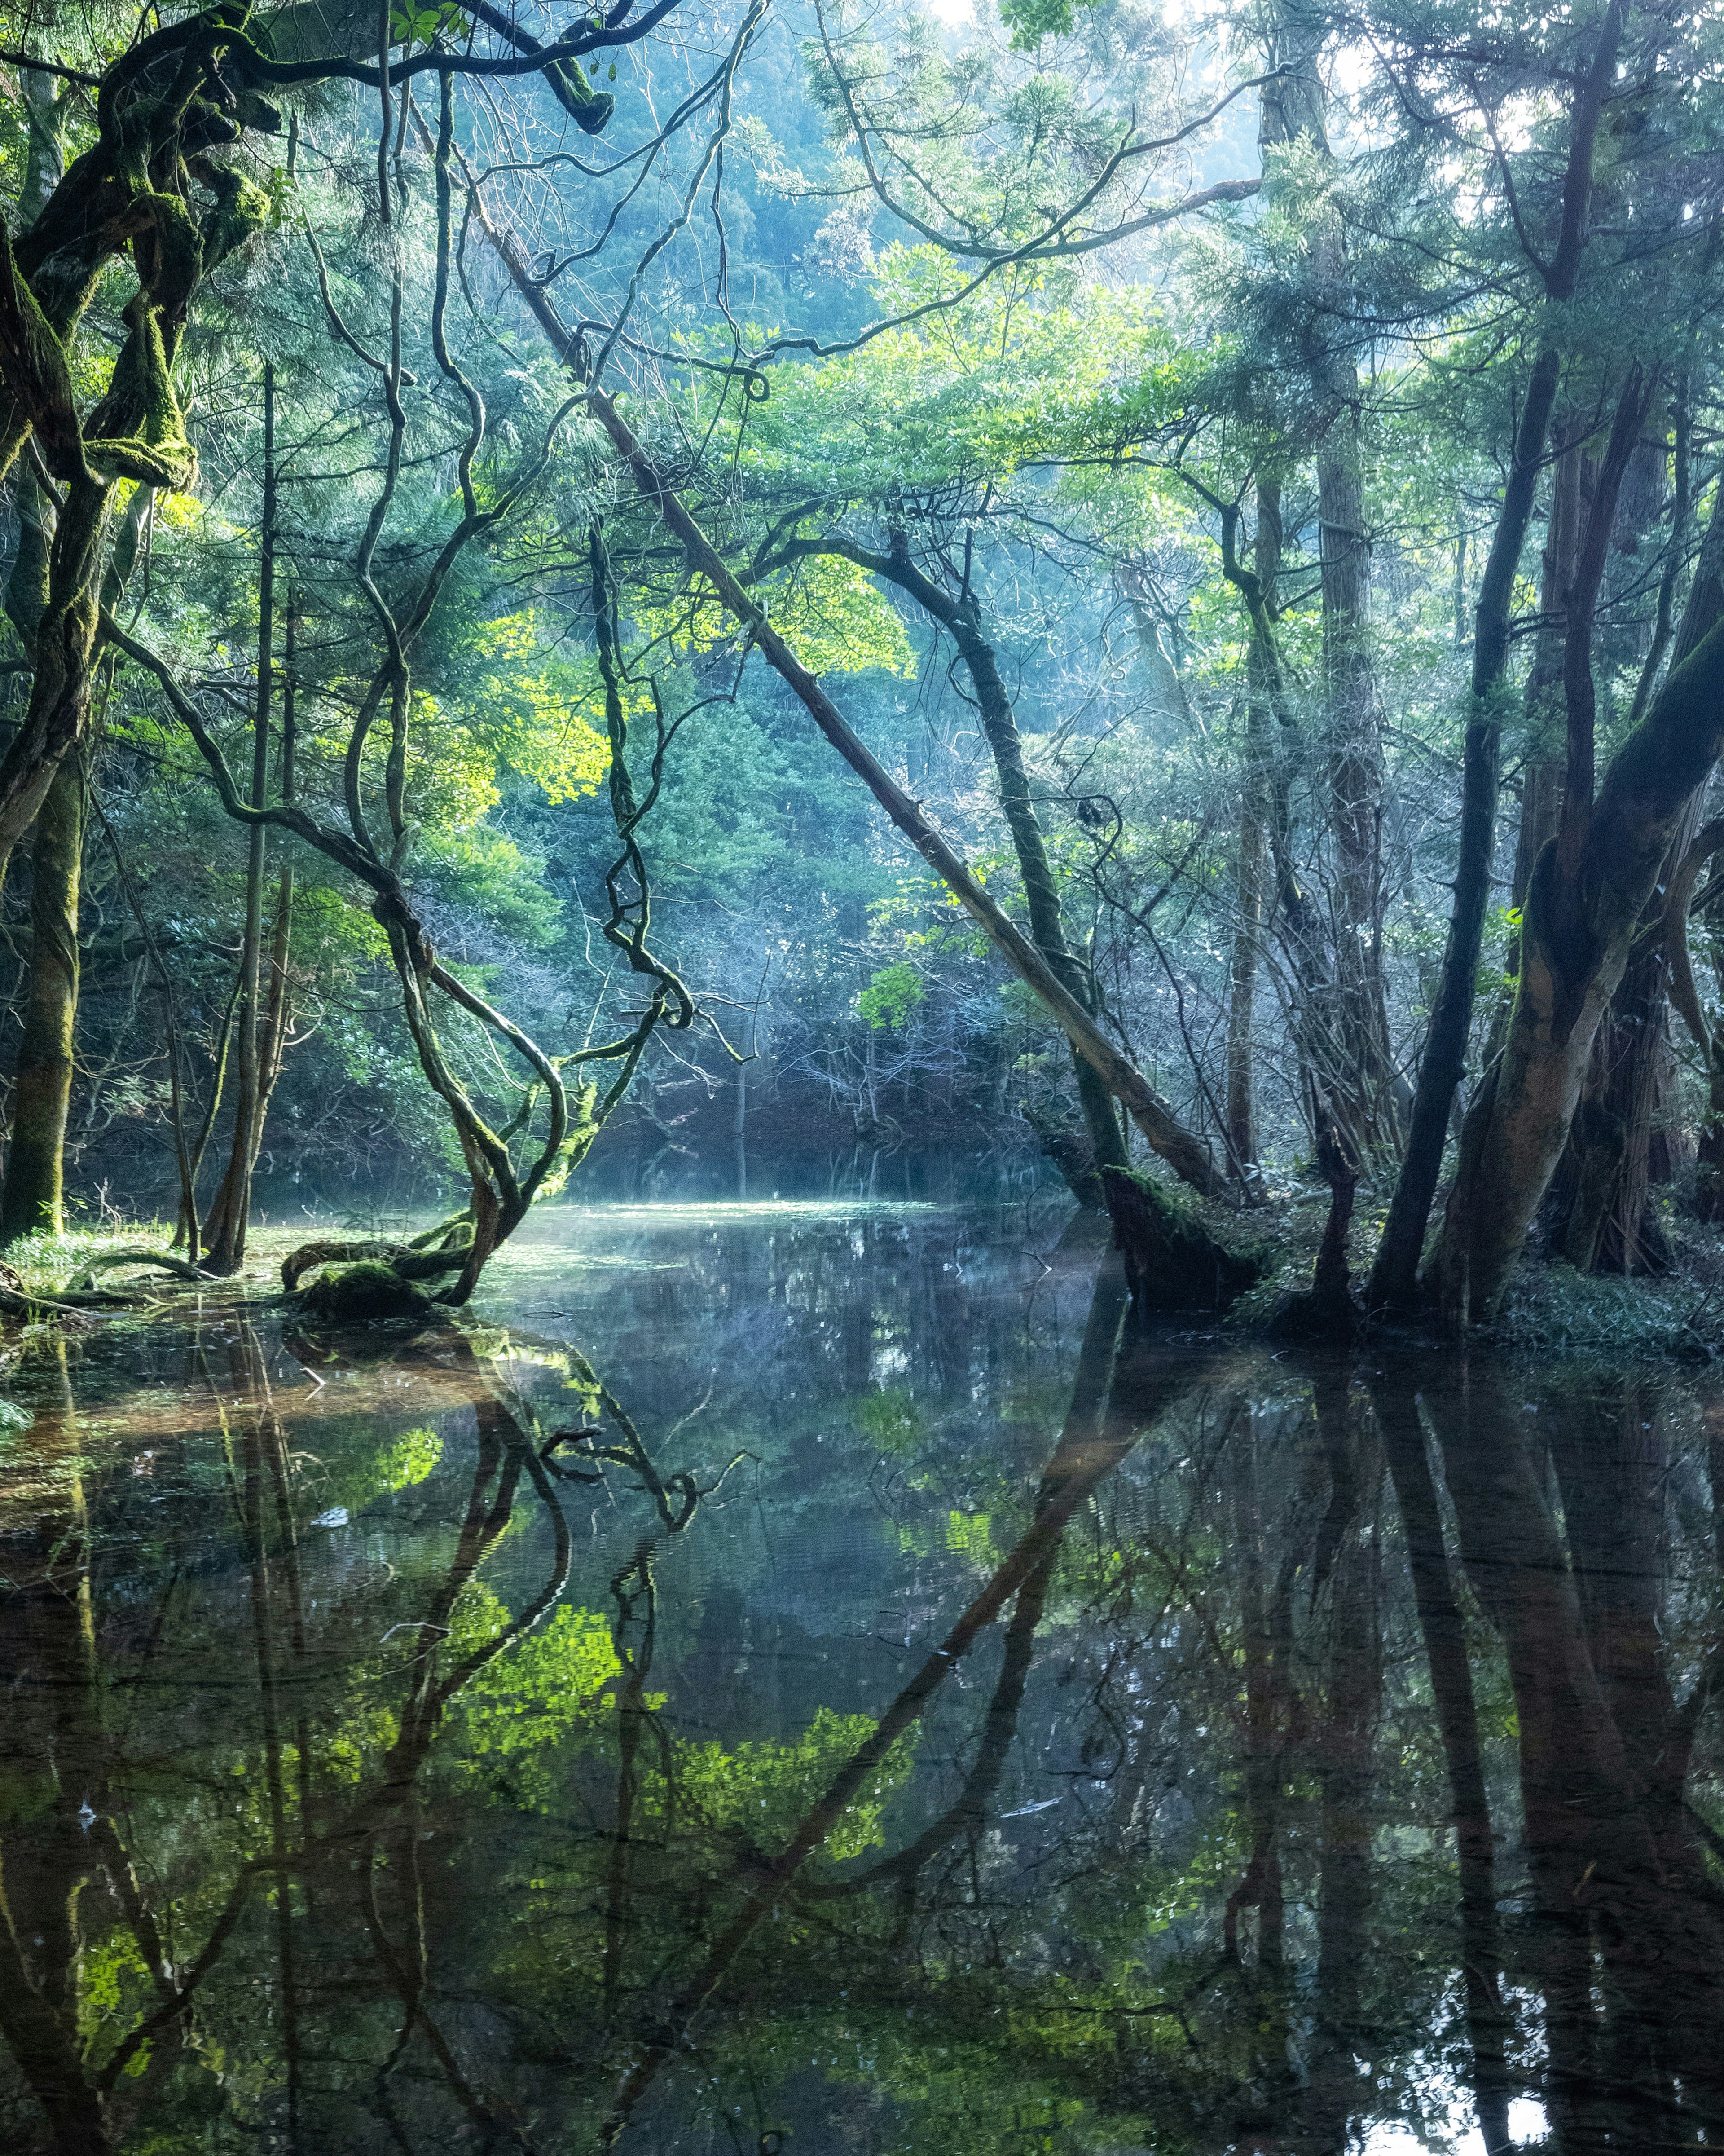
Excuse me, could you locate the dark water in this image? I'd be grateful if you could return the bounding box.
[1,1202,1721,2155]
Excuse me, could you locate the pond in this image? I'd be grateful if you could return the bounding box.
[0,1201,1720,2154]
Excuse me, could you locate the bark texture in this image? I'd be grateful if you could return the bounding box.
[1367,0,1627,1312]
[0,749,84,1242]
[1433,486,1724,1323]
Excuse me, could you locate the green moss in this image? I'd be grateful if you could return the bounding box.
[298,1260,435,1325]
[1102,1166,1267,1315]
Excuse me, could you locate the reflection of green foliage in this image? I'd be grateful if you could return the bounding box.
[454,1587,621,1808]
[943,1510,995,1563]
[322,1712,399,1787]
[324,1418,450,1519]
[854,1387,923,1453]
[374,1426,442,1490]
[79,1933,151,2058]
[678,1707,914,1863]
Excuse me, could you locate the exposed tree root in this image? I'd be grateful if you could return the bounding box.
[280,1235,471,1294]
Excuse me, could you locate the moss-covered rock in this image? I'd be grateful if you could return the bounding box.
[1101,1166,1265,1315]
[297,1261,435,1326]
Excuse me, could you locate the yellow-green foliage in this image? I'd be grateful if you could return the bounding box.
[451,1584,621,1806]
[373,1425,441,1490]
[677,1706,915,1862]
[635,556,917,680]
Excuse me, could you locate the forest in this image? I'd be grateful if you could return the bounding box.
[3,3,1724,2154]
[0,0,1719,1330]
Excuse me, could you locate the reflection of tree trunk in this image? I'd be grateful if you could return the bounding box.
[1547,1374,1724,2135]
[603,1543,657,2024]
[230,1331,302,2150]
[1421,1368,1718,2148]
[1305,1370,1381,2143]
[1226,1402,1293,1977]
[0,1351,112,2155]
[598,1261,1223,2148]
[1370,1376,1511,2153]
[840,1258,1133,1900]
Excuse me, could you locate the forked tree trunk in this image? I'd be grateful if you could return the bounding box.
[782,530,1130,1202]
[1434,487,1724,1323]
[1367,0,1628,1313]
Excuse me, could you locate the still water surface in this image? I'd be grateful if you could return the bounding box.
[1,1202,1721,2153]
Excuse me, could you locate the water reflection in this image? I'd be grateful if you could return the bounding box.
[0,1202,1719,2152]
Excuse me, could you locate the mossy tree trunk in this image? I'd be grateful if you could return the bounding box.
[0,745,85,1243]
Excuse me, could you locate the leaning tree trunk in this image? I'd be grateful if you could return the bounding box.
[815,530,1130,1203]
[1433,458,1724,1324]
[0,745,84,1242]
[463,184,1225,1200]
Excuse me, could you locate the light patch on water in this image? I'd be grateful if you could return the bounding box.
[532,1201,945,1226]
[1359,2092,1548,2153]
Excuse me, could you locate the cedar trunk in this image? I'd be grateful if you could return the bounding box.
[0,748,84,1242]
[1433,501,1724,1322]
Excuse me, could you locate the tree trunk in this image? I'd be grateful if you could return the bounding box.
[1367,0,1628,1312]
[1318,430,1398,1159]
[1431,469,1724,1324]
[1541,820,1690,1275]
[1225,687,1270,1181]
[202,365,277,1276]
[1370,1376,1511,2153]
[1259,0,1398,1162]
[0,745,84,1243]
[1224,486,1280,1184]
[840,531,1130,1202]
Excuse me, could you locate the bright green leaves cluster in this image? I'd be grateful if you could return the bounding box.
[438,612,613,811]
[389,0,470,40]
[995,0,1102,54]
[858,959,926,1029]
[678,1706,915,1863]
[453,1584,622,1808]
[752,263,1184,500]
